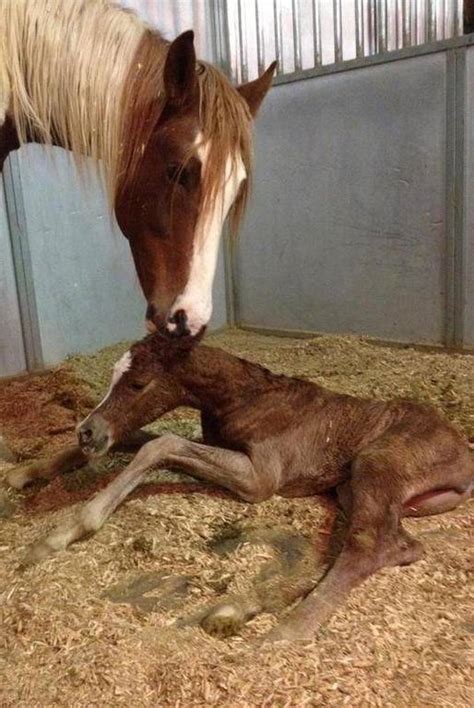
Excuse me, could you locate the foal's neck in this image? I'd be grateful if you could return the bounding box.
[176,345,284,413]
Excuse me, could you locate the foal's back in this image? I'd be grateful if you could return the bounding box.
[203,352,468,497]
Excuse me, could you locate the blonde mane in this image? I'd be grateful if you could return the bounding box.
[0,0,253,228]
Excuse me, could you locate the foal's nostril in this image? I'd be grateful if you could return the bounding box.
[78,427,93,447]
[167,309,190,337]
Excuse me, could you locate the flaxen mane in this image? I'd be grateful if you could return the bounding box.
[0,0,252,231]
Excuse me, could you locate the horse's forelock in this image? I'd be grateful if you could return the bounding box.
[196,62,253,238]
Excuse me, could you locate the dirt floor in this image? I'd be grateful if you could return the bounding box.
[0,329,473,707]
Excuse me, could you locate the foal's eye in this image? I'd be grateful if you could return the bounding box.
[130,382,146,392]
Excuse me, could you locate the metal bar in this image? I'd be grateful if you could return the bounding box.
[355,0,364,58]
[292,0,302,72]
[312,0,322,66]
[273,0,284,75]
[402,0,411,47]
[237,0,248,83]
[444,48,466,346]
[2,154,44,371]
[395,0,400,49]
[442,0,448,39]
[376,0,388,53]
[333,0,343,63]
[255,0,265,75]
[367,0,377,55]
[412,0,418,45]
[426,0,436,43]
[453,0,461,37]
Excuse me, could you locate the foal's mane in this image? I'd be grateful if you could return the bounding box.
[1,0,252,232]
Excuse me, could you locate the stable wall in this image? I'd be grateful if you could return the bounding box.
[234,41,474,348]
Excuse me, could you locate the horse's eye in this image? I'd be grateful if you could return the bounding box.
[130,381,146,392]
[166,163,188,188]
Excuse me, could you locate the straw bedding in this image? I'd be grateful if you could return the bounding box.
[0,329,472,706]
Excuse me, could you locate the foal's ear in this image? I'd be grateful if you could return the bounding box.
[237,61,277,117]
[164,30,198,107]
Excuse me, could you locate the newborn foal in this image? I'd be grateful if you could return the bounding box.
[14,334,473,642]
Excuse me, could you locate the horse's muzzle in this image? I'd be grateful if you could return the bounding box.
[145,304,192,337]
[167,309,191,337]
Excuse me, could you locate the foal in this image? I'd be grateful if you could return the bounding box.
[11,334,473,642]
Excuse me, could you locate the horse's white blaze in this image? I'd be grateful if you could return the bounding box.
[0,87,8,127]
[167,136,246,335]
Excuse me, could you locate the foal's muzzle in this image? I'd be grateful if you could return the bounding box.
[77,415,111,456]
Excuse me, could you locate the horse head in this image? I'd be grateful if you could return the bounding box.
[115,31,276,337]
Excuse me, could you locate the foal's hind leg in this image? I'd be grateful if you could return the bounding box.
[263,454,423,643]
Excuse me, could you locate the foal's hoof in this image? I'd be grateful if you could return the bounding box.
[200,602,246,639]
[261,620,315,645]
[7,462,42,490]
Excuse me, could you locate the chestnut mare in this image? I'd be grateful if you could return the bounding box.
[0,0,276,335]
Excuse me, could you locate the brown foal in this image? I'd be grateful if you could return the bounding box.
[9,333,473,642]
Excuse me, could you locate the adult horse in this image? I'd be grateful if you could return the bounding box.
[0,0,276,336]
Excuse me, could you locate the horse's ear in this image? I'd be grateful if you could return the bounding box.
[164,30,198,107]
[237,61,277,117]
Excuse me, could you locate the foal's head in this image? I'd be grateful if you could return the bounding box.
[77,333,198,456]
[115,31,276,337]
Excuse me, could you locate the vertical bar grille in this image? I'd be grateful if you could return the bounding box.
[214,0,466,82]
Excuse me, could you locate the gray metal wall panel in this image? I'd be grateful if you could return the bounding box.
[236,53,448,344]
[17,146,145,365]
[464,47,474,347]
[0,175,26,376]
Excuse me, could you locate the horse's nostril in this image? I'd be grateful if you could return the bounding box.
[145,303,156,322]
[168,309,190,337]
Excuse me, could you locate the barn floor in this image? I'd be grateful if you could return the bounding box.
[0,329,473,707]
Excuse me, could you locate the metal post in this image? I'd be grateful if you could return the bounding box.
[292,0,302,72]
[333,0,343,63]
[444,49,466,347]
[312,0,322,66]
[2,154,44,371]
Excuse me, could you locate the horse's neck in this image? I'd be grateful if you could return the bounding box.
[2,1,164,177]
[177,347,282,413]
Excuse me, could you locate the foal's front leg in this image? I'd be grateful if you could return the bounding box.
[7,430,158,490]
[23,434,273,566]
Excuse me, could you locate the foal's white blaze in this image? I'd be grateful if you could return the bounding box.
[167,134,246,335]
[79,351,132,434]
